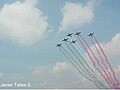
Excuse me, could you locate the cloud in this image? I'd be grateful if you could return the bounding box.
[103,33,120,55]
[95,33,120,64]
[0,72,4,79]
[0,0,48,46]
[32,66,51,76]
[52,62,71,74]
[32,62,71,76]
[31,62,97,88]
[0,62,97,88]
[59,0,95,31]
[86,33,120,86]
[114,65,120,84]
[83,33,120,87]
[89,33,120,62]
[115,65,120,74]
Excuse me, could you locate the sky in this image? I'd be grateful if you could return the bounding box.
[0,0,120,89]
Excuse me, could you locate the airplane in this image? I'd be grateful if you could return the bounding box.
[63,38,68,42]
[71,40,77,44]
[88,33,94,37]
[74,32,81,36]
[56,43,62,47]
[66,33,73,37]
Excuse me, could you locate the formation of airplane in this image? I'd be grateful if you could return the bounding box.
[56,43,62,47]
[71,40,76,44]
[63,38,68,42]
[74,32,81,36]
[57,32,94,47]
[66,33,73,37]
[88,33,94,37]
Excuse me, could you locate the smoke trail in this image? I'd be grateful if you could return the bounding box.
[79,34,114,87]
[64,41,93,78]
[90,37,115,87]
[68,40,106,88]
[69,37,96,75]
[58,46,92,81]
[68,41,97,78]
[70,36,99,77]
[76,35,113,88]
[64,41,107,88]
[75,43,98,76]
[68,36,107,88]
[93,35,120,88]
[57,46,101,88]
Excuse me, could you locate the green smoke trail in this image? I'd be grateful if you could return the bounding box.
[64,42,92,78]
[57,46,101,88]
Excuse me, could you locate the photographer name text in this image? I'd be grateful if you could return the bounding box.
[0,83,32,88]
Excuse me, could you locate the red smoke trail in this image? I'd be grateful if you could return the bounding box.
[79,34,114,88]
[93,35,120,88]
[77,36,113,88]
[90,37,115,87]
